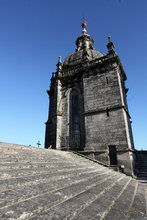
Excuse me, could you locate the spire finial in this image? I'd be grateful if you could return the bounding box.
[81,17,87,33]
[58,56,62,63]
[76,18,94,51]
[56,56,62,75]
[108,36,111,43]
[107,36,115,54]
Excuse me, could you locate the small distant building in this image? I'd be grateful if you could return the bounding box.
[45,22,135,176]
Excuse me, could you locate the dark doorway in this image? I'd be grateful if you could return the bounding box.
[108,145,118,165]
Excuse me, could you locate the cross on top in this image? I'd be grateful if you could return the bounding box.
[36,140,41,148]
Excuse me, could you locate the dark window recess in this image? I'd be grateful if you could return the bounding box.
[108,145,118,165]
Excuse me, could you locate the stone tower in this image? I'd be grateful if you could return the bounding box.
[45,22,135,176]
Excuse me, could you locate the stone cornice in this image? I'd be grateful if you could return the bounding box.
[59,54,126,80]
[84,104,131,118]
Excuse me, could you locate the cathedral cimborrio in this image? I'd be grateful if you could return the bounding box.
[45,22,135,176]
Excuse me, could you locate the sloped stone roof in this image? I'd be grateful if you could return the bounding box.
[0,142,146,219]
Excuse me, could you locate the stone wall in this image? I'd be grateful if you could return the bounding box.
[83,70,122,112]
[83,67,133,151]
[84,109,128,150]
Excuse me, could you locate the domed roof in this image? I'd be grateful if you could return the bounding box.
[64,49,104,66]
[63,23,105,67]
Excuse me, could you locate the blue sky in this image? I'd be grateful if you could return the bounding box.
[0,0,147,149]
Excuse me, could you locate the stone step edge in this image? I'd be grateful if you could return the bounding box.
[0,166,103,180]
[29,175,127,220]
[98,178,133,219]
[0,170,113,209]
[0,172,118,213]
[0,168,102,181]
[67,177,132,220]
[0,169,110,193]
[0,164,94,172]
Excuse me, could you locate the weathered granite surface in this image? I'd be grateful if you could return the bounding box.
[0,142,146,220]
